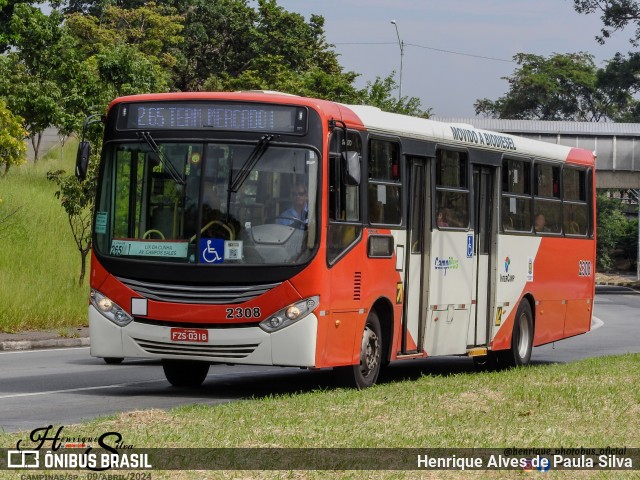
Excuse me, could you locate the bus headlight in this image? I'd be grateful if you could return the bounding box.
[259,296,319,333]
[90,289,133,327]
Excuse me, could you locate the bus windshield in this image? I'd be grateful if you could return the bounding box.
[94,141,319,266]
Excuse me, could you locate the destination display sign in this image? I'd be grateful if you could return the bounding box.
[118,102,307,134]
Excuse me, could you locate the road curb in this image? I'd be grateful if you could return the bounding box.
[0,337,90,352]
[595,284,640,294]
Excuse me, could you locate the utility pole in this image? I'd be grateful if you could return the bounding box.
[390,20,404,101]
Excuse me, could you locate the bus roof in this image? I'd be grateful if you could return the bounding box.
[106,91,595,167]
[342,104,595,167]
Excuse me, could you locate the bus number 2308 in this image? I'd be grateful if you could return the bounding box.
[226,307,262,319]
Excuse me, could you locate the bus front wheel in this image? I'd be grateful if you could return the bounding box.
[336,310,382,389]
[498,300,533,367]
[162,360,210,387]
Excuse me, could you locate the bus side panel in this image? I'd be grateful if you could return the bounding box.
[492,235,542,351]
[564,299,593,338]
[316,228,404,368]
[316,238,367,368]
[531,237,594,345]
[492,235,594,350]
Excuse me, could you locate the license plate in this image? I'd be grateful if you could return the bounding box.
[170,328,208,343]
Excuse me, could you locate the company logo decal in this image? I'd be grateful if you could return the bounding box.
[500,256,515,283]
[434,256,459,276]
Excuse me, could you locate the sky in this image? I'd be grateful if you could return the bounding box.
[275,0,634,117]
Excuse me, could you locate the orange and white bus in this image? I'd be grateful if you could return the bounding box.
[78,91,596,388]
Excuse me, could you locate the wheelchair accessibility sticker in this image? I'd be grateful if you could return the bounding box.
[200,238,224,264]
[200,239,244,264]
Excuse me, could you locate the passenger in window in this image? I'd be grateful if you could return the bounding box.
[503,214,514,231]
[445,206,466,228]
[278,186,308,228]
[534,213,549,233]
[436,210,449,228]
[566,221,580,235]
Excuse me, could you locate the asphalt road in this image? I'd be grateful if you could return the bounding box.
[1,289,638,434]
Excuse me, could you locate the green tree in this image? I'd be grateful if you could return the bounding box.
[569,1,640,121]
[174,0,257,90]
[0,99,27,175]
[48,4,180,284]
[65,2,183,71]
[572,0,640,45]
[0,0,35,52]
[359,73,431,117]
[619,216,639,270]
[0,5,70,161]
[47,162,97,285]
[596,193,632,271]
[474,52,609,121]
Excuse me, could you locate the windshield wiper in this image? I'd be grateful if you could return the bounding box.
[227,134,274,194]
[137,131,185,185]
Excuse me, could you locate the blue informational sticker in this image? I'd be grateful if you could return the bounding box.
[466,234,474,258]
[200,238,224,264]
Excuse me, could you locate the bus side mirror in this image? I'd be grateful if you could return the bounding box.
[342,150,360,186]
[75,141,91,181]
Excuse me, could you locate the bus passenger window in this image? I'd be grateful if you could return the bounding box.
[563,167,589,236]
[368,140,401,225]
[501,158,532,233]
[435,150,469,229]
[534,163,561,234]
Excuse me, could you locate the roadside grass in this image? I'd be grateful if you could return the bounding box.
[0,139,88,332]
[1,354,638,479]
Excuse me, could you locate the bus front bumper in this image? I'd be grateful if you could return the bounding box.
[88,305,318,367]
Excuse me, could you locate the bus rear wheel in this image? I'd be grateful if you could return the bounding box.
[498,300,533,368]
[337,310,382,389]
[162,360,210,387]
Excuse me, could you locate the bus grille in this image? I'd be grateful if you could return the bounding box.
[117,277,281,304]
[133,338,259,359]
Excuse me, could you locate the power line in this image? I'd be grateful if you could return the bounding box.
[406,43,514,63]
[334,41,514,63]
[334,42,397,45]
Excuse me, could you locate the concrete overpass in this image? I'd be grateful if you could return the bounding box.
[434,118,640,190]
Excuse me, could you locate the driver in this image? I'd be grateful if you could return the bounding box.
[277,186,308,228]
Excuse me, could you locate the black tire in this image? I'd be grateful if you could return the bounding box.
[162,360,210,387]
[103,357,124,365]
[497,300,533,368]
[336,310,382,389]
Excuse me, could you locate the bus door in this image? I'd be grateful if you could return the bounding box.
[423,149,473,357]
[401,157,430,354]
[470,164,496,347]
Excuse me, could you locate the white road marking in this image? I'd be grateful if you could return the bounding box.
[0,379,166,399]
[591,316,604,331]
[0,347,90,355]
